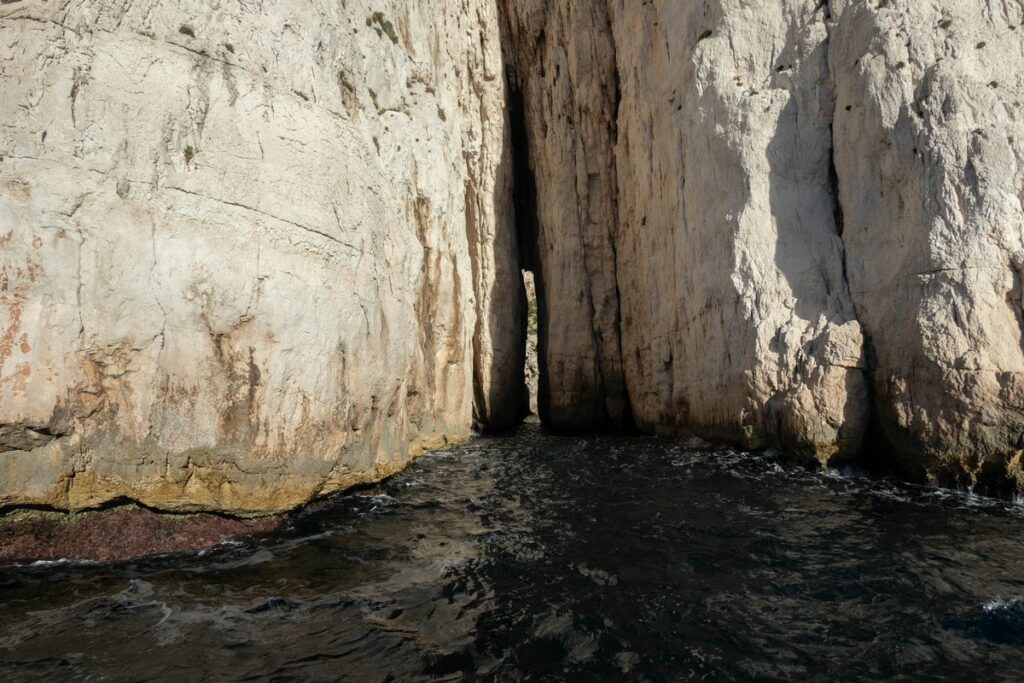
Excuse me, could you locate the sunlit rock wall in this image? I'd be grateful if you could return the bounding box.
[503,0,1024,489]
[0,0,525,514]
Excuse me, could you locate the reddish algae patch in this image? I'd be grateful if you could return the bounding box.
[0,506,282,563]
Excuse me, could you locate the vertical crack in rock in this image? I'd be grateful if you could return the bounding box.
[602,10,635,433]
[499,0,629,433]
[505,75,547,421]
[824,13,879,473]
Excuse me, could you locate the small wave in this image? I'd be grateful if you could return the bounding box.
[197,538,247,556]
[20,558,103,568]
[575,563,619,587]
[825,466,869,480]
[983,597,1024,613]
[245,597,298,614]
[976,598,1024,644]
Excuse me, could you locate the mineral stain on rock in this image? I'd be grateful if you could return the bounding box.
[0,0,1022,521]
[0,0,523,515]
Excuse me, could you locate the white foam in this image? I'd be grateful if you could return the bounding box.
[983,597,1024,613]
[20,558,101,568]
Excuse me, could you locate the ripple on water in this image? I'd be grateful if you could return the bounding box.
[977,598,1024,645]
[1,424,1024,681]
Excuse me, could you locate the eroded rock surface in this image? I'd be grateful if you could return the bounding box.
[503,0,1024,487]
[0,0,525,514]
[831,0,1024,485]
[2,0,1023,513]
[503,0,868,460]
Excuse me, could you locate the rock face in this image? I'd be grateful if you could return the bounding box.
[0,0,525,514]
[502,0,869,458]
[503,0,1024,488]
[2,0,1023,514]
[502,3,630,432]
[830,1,1024,486]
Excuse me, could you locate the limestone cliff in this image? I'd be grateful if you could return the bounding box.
[830,1,1024,486]
[2,0,1023,514]
[0,0,525,514]
[503,0,1024,488]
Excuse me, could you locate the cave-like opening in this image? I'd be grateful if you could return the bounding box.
[507,75,548,427]
[522,269,539,416]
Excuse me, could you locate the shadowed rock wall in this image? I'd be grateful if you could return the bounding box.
[503,0,1024,489]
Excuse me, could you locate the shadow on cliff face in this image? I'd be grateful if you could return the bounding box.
[502,80,545,431]
[469,71,530,436]
[471,81,532,432]
[764,58,870,464]
[502,70,635,437]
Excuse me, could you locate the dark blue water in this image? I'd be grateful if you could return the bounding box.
[2,423,1024,681]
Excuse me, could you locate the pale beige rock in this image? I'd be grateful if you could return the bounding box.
[830,0,1024,484]
[611,0,868,462]
[503,0,869,459]
[502,0,1024,488]
[0,0,523,514]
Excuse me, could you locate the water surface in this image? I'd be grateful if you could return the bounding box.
[2,424,1024,681]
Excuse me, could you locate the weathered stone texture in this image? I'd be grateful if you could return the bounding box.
[610,0,868,462]
[3,0,1023,512]
[831,0,1024,483]
[503,0,1024,488]
[0,0,524,514]
[503,0,869,460]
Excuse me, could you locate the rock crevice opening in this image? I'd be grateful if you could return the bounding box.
[498,0,1024,492]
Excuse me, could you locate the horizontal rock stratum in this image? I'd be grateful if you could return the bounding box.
[1,0,1022,514]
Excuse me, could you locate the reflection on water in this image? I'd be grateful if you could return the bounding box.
[2,423,1024,681]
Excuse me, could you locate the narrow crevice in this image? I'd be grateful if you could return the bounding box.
[829,126,925,485]
[824,8,887,476]
[506,78,550,423]
[603,20,637,434]
[827,124,849,286]
[499,5,635,435]
[507,83,539,275]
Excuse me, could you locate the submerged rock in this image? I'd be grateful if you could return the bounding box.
[0,506,281,563]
